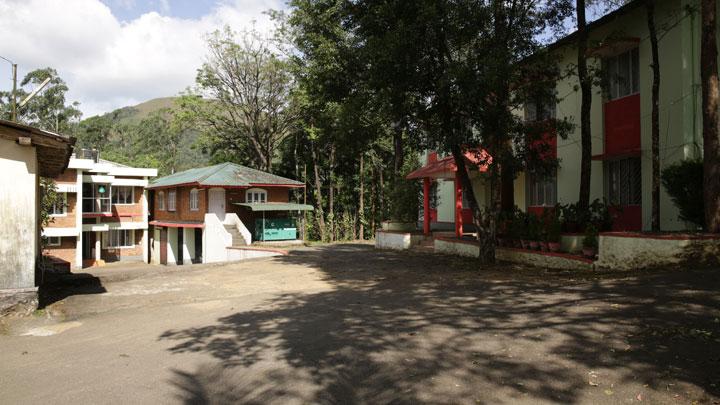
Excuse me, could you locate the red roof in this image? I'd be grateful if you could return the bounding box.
[406,150,492,179]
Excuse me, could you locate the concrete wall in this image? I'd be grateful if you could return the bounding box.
[596,233,720,270]
[0,138,38,290]
[203,213,232,263]
[183,227,195,263]
[167,227,178,265]
[375,231,426,250]
[496,248,593,271]
[434,238,479,258]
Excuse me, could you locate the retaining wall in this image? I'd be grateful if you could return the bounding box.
[596,232,720,270]
[375,231,426,250]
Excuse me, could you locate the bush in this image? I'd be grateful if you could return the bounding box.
[661,159,704,229]
[583,224,598,249]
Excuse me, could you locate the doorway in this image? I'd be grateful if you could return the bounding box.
[177,228,184,265]
[208,188,226,222]
[160,228,167,265]
[194,228,202,263]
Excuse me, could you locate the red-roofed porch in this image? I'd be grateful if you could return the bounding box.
[406,150,491,238]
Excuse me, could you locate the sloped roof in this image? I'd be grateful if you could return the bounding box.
[148,162,304,189]
[0,119,76,177]
[406,150,492,180]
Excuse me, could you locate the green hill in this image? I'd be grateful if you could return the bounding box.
[95,97,177,124]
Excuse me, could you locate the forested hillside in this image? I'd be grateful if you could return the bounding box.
[73,97,209,176]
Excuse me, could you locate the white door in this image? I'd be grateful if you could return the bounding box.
[208,188,226,222]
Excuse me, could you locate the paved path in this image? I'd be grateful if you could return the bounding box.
[1,244,719,404]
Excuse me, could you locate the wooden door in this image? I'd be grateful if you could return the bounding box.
[160,228,167,265]
[208,188,226,222]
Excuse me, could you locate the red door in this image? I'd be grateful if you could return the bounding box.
[160,228,167,265]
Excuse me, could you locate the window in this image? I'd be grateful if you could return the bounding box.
[528,173,557,207]
[50,193,67,216]
[190,188,199,211]
[47,236,61,246]
[108,229,134,248]
[112,186,134,205]
[167,190,177,211]
[246,188,267,203]
[158,191,165,211]
[608,158,641,205]
[604,47,640,100]
[524,97,556,122]
[82,183,111,213]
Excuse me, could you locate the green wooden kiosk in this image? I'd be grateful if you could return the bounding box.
[234,202,314,241]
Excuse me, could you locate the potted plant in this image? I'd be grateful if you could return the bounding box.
[528,215,540,250]
[582,224,598,259]
[546,216,562,253]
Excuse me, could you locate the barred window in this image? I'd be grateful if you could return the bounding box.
[167,190,176,211]
[604,47,640,100]
[158,191,165,211]
[528,173,557,207]
[246,188,267,203]
[47,236,61,246]
[112,186,134,204]
[50,193,67,216]
[608,158,642,205]
[190,188,199,211]
[108,230,134,248]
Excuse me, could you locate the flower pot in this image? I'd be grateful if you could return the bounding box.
[548,242,561,253]
[521,240,529,249]
[582,247,597,259]
[529,241,539,250]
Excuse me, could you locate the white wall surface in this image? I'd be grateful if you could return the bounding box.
[0,139,38,289]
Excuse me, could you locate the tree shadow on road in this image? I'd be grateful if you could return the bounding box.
[160,244,720,404]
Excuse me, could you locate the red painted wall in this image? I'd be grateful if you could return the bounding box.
[604,94,641,156]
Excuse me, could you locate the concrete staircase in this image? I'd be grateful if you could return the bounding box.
[224,224,247,247]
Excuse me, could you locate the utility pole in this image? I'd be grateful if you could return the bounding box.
[11,63,17,122]
[1,56,17,122]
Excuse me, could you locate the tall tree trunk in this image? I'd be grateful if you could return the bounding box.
[378,166,384,220]
[393,125,404,176]
[328,143,335,242]
[370,165,376,236]
[311,140,327,241]
[500,165,514,213]
[577,0,592,211]
[701,0,720,232]
[359,153,365,240]
[647,0,661,232]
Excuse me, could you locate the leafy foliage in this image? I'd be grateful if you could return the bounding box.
[661,159,705,229]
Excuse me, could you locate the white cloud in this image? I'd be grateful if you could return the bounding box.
[0,0,284,117]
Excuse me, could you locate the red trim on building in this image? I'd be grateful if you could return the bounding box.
[603,93,641,158]
[149,220,204,228]
[82,213,135,218]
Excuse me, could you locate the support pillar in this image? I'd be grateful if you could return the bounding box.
[454,173,463,238]
[94,231,101,261]
[423,178,431,235]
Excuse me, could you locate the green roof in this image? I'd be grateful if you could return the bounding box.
[148,162,304,189]
[234,202,314,211]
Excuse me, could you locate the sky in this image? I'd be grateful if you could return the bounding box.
[0,0,612,121]
[0,0,285,118]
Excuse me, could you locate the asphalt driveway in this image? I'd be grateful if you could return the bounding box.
[1,244,719,404]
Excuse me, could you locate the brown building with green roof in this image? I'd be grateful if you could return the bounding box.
[146,162,312,265]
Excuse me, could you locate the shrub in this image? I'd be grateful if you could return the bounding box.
[388,159,421,223]
[546,216,562,243]
[661,159,704,229]
[583,224,598,249]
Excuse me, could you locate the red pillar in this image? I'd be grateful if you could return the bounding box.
[454,173,463,238]
[423,178,431,235]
